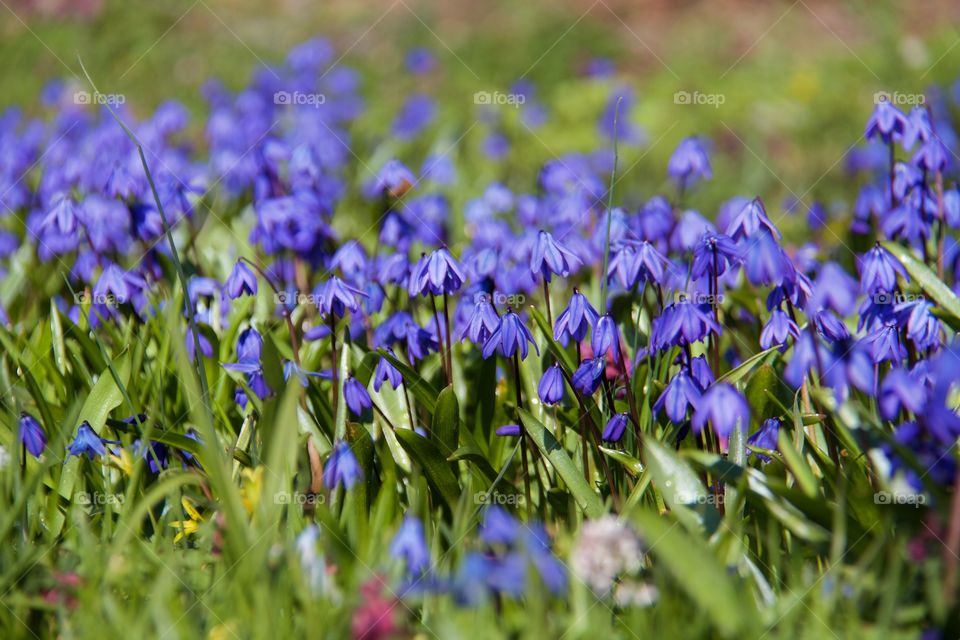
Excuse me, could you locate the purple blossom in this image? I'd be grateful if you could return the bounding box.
[324,441,363,490]
[692,383,750,439]
[224,261,258,299]
[344,376,373,417]
[482,310,539,360]
[554,290,598,344]
[538,364,566,405]
[18,412,46,458]
[602,413,630,443]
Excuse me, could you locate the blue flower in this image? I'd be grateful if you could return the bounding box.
[390,516,430,575]
[602,413,630,443]
[554,290,598,344]
[726,197,781,242]
[591,314,621,363]
[224,260,258,299]
[692,383,750,439]
[650,301,721,350]
[742,231,795,287]
[369,159,415,199]
[879,367,927,420]
[482,310,539,360]
[538,364,566,405]
[760,309,800,351]
[409,248,466,296]
[865,100,909,143]
[314,276,367,318]
[747,418,780,462]
[283,361,326,387]
[459,295,500,345]
[18,412,46,458]
[324,441,363,490]
[67,421,107,459]
[343,376,373,417]
[691,232,740,280]
[667,137,711,185]
[495,424,521,437]
[373,354,403,392]
[572,357,606,395]
[480,506,520,545]
[654,370,702,423]
[530,230,581,282]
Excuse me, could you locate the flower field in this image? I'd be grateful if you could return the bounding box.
[1,2,960,638]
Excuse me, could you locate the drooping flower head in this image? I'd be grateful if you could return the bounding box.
[18,412,46,458]
[859,243,908,295]
[538,364,566,405]
[482,310,539,360]
[667,137,711,186]
[554,290,599,344]
[315,276,367,318]
[224,260,258,299]
[324,441,363,490]
[692,383,750,439]
[67,421,107,459]
[530,229,581,282]
[390,516,430,575]
[409,248,466,296]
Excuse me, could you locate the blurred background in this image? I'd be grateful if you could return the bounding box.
[1,0,959,221]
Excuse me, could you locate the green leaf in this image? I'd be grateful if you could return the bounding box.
[519,409,604,518]
[395,429,460,512]
[377,349,438,414]
[432,385,460,460]
[631,510,749,637]
[882,241,960,326]
[599,447,644,477]
[717,345,780,384]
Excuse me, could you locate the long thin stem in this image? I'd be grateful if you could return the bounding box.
[599,97,623,314]
[513,352,533,517]
[430,294,450,385]
[442,292,454,383]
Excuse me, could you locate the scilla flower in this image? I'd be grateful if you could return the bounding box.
[530,229,581,282]
[538,364,566,405]
[667,137,711,186]
[482,310,539,360]
[373,354,403,392]
[315,276,367,318]
[18,412,46,458]
[602,413,630,443]
[554,290,598,344]
[572,357,606,395]
[344,376,373,417]
[692,383,750,439]
[859,243,908,295]
[390,516,430,576]
[324,441,363,490]
[67,421,107,459]
[592,314,621,363]
[747,418,780,462]
[654,370,702,424]
[760,308,800,350]
[409,248,466,296]
[224,260,257,298]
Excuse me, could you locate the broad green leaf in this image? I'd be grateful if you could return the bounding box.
[432,385,460,460]
[395,429,460,512]
[519,408,604,518]
[599,447,644,477]
[631,510,749,637]
[882,240,960,326]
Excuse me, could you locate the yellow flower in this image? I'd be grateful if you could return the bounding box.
[169,497,205,542]
[240,466,264,515]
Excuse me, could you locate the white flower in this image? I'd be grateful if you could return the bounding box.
[570,515,644,594]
